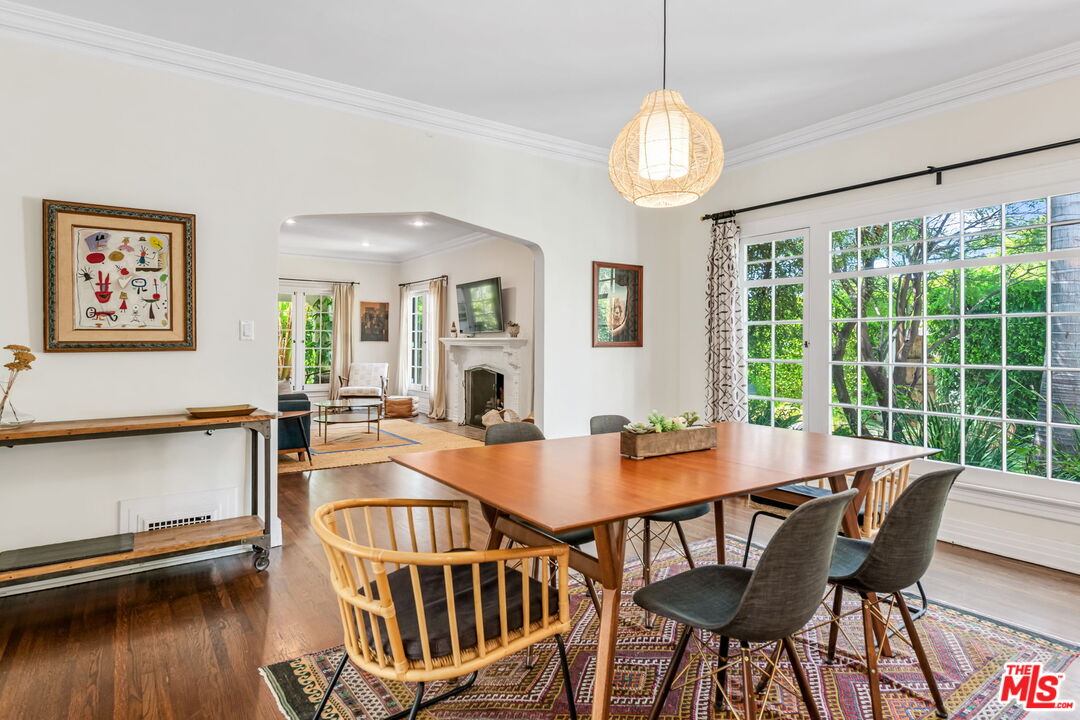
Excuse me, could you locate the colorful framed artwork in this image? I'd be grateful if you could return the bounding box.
[360,301,389,342]
[43,200,196,352]
[592,261,643,347]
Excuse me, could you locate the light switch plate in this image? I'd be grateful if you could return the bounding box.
[239,320,255,341]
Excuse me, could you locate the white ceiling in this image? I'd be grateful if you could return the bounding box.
[12,0,1080,152]
[279,212,492,263]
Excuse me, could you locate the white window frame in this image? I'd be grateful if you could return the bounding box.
[733,161,1080,506]
[741,228,811,429]
[406,288,432,393]
[278,283,334,394]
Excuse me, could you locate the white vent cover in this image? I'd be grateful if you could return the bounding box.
[119,488,240,533]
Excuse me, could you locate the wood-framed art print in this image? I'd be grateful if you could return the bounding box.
[43,199,196,352]
[592,261,643,347]
[360,301,390,342]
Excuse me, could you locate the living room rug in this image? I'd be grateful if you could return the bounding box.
[278,419,481,473]
[260,536,1077,719]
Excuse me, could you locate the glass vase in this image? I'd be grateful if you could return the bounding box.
[0,400,34,428]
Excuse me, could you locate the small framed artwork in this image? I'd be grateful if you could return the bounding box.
[360,301,390,341]
[592,261,643,347]
[43,199,196,352]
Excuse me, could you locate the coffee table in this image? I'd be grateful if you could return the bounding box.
[313,398,382,443]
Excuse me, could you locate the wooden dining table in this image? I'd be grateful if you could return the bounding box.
[393,422,938,720]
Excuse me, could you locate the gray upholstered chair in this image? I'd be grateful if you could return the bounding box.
[590,414,711,625]
[824,467,962,720]
[635,490,857,720]
[485,423,601,617]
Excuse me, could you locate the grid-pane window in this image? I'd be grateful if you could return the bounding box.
[277,293,294,386]
[745,232,806,429]
[828,192,1080,482]
[409,293,427,389]
[277,289,333,390]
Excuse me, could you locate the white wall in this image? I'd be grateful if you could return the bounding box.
[0,37,680,561]
[670,74,1080,573]
[278,255,401,389]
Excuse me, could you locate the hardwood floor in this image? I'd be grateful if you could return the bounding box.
[0,441,1077,719]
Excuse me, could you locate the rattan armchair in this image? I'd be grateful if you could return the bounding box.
[311,498,577,720]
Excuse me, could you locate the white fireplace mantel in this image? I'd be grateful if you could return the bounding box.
[440,337,529,348]
[440,337,532,423]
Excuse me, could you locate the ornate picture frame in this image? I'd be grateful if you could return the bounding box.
[592,261,643,347]
[43,199,196,352]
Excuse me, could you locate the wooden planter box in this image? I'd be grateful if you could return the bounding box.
[620,426,717,459]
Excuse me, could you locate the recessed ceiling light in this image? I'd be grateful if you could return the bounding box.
[410,219,428,227]
[284,218,297,225]
[360,241,371,247]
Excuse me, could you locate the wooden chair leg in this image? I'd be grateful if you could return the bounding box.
[642,518,654,628]
[648,626,692,720]
[783,636,821,720]
[740,643,757,720]
[673,520,696,569]
[895,592,948,718]
[827,584,844,663]
[715,635,730,710]
[583,577,602,617]
[861,597,884,720]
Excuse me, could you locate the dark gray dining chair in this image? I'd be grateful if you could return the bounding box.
[485,422,602,617]
[590,414,712,626]
[635,489,857,720]
[825,466,962,720]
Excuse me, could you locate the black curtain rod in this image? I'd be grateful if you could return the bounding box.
[399,274,448,287]
[279,277,358,285]
[700,137,1080,222]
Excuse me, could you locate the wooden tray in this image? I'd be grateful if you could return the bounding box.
[186,404,258,418]
[620,426,717,459]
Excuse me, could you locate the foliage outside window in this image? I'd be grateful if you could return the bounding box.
[277,290,333,389]
[827,192,1080,482]
[745,233,806,429]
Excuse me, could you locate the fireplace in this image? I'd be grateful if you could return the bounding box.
[464,366,504,428]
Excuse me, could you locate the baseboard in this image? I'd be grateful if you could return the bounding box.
[0,545,250,597]
[937,516,1080,576]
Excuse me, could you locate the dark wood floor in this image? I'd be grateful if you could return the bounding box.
[1,421,1077,719]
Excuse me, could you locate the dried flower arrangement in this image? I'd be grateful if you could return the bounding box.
[1,344,36,426]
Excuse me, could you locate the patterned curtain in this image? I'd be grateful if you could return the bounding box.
[705,218,748,422]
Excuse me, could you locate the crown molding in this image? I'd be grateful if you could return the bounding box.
[3,1,1079,174]
[0,1,609,166]
[724,40,1080,170]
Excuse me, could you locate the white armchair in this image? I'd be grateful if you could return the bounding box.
[339,362,389,401]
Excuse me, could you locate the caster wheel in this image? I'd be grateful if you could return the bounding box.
[253,551,270,571]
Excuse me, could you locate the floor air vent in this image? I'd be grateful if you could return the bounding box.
[146,514,213,531]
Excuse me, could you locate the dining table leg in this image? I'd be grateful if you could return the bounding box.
[481,504,505,550]
[589,519,627,720]
[713,499,726,564]
[828,469,893,657]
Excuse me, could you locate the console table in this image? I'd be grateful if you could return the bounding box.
[0,410,275,588]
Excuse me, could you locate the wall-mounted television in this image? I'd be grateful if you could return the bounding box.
[456,277,505,334]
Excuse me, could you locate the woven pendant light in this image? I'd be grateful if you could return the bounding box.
[609,1,724,208]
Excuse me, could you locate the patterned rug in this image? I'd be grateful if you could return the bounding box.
[260,537,1078,719]
[278,419,481,473]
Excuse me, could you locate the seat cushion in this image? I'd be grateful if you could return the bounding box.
[633,564,752,631]
[828,535,873,581]
[340,386,382,397]
[750,483,832,510]
[366,559,557,661]
[643,502,712,523]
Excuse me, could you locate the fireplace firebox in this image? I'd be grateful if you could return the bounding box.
[464,366,504,428]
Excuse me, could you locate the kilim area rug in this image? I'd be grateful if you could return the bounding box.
[278,419,481,473]
[261,536,1077,719]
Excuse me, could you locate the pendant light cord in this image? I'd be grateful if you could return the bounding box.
[662,0,667,89]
